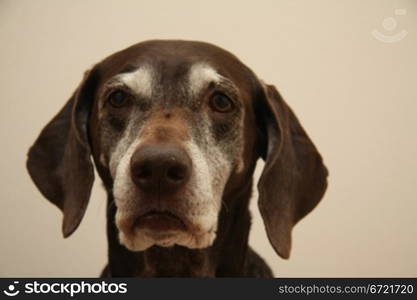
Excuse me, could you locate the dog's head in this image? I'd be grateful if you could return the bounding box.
[27,40,328,259]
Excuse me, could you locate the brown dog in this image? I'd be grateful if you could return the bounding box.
[27,40,328,277]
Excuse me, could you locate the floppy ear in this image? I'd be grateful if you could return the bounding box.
[26,68,99,238]
[257,84,328,259]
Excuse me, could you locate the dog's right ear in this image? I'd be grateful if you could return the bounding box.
[27,68,99,238]
[256,83,328,259]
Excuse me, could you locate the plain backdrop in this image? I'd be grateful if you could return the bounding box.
[0,0,416,277]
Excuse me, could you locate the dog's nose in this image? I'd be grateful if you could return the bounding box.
[130,145,192,193]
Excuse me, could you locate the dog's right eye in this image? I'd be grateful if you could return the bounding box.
[209,93,234,113]
[108,90,130,108]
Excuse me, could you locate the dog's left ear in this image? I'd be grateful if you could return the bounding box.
[256,83,328,259]
[26,68,99,238]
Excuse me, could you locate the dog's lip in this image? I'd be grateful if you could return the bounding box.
[134,210,187,232]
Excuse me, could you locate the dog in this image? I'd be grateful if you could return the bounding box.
[27,40,328,277]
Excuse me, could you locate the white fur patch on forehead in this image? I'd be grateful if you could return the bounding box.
[188,63,224,96]
[117,66,154,98]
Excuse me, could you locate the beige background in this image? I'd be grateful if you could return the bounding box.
[0,0,416,277]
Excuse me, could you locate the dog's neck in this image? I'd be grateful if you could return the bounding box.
[104,181,253,277]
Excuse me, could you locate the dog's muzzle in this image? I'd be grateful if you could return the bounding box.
[127,143,192,232]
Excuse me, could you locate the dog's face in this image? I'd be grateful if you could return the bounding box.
[88,42,257,251]
[27,40,328,260]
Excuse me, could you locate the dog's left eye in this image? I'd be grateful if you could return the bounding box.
[210,93,234,113]
[108,90,130,108]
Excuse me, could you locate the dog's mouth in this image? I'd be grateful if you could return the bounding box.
[134,210,187,232]
[116,207,217,251]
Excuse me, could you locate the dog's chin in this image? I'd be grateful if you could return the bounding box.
[118,228,216,252]
[116,211,217,251]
